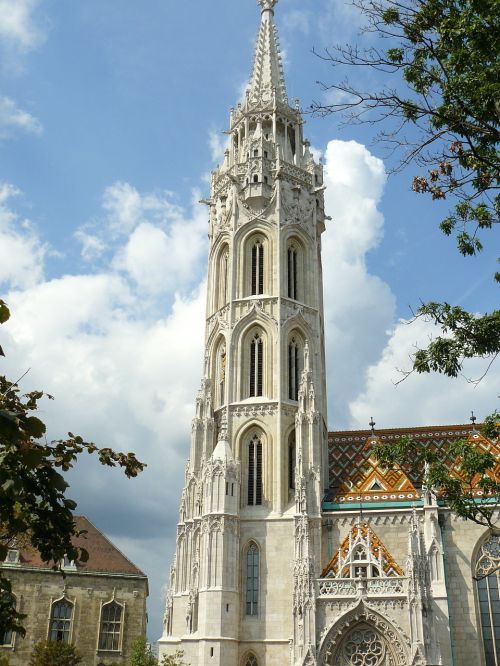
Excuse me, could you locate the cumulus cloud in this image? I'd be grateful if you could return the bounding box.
[208,129,230,164]
[349,316,500,428]
[1,180,209,640]
[0,0,45,56]
[322,140,396,428]
[0,95,42,139]
[0,183,47,288]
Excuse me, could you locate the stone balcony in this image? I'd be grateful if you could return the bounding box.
[317,576,408,599]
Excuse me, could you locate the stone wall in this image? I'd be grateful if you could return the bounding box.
[0,566,148,666]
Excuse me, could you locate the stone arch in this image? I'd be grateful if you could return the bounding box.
[234,224,274,298]
[210,333,227,409]
[284,325,307,403]
[234,422,272,507]
[241,651,260,666]
[318,602,411,666]
[241,541,261,619]
[232,320,274,401]
[282,229,309,302]
[472,530,500,665]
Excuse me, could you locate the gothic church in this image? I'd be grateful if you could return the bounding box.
[158,1,500,664]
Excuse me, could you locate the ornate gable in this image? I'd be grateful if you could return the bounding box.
[322,521,404,578]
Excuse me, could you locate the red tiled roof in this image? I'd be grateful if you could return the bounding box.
[13,516,146,577]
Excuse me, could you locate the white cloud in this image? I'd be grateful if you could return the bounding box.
[0,180,208,640]
[0,182,46,288]
[75,229,106,261]
[0,95,42,139]
[322,140,396,428]
[349,316,500,428]
[0,0,44,52]
[208,129,229,164]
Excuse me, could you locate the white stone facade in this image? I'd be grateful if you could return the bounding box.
[158,2,499,665]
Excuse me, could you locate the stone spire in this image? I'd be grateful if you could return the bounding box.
[249,0,288,105]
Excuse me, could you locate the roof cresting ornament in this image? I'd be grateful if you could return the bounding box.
[258,0,278,12]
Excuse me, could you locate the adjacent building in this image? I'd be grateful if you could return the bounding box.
[1,516,148,666]
[157,1,499,665]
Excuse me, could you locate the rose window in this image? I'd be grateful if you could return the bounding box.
[341,626,386,666]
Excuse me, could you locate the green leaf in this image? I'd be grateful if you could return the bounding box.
[0,301,10,325]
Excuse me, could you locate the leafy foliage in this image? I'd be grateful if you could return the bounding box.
[0,304,146,635]
[312,0,499,375]
[29,641,82,666]
[159,650,189,666]
[130,636,158,666]
[373,417,500,528]
[128,637,188,666]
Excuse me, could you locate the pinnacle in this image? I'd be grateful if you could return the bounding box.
[258,0,278,11]
[249,0,288,106]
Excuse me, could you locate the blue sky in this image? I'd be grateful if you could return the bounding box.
[0,0,498,643]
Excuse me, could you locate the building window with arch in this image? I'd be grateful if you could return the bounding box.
[288,434,296,491]
[288,337,300,401]
[219,250,229,310]
[1,594,16,646]
[216,342,227,407]
[249,333,263,398]
[245,543,259,616]
[98,601,123,652]
[244,653,259,666]
[287,245,298,300]
[247,435,263,506]
[475,534,500,666]
[49,599,73,643]
[251,240,264,296]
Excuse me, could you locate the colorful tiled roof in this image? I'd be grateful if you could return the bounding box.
[4,516,146,577]
[325,423,499,508]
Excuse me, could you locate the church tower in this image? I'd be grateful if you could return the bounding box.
[159,1,328,663]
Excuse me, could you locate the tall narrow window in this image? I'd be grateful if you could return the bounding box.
[248,436,263,506]
[217,344,227,407]
[288,435,296,491]
[99,601,122,651]
[287,246,297,300]
[49,599,73,643]
[246,544,259,616]
[288,339,299,401]
[221,251,229,308]
[0,594,15,646]
[249,334,263,397]
[251,241,264,295]
[476,535,500,665]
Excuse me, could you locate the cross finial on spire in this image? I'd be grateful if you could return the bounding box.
[369,417,376,434]
[470,410,477,427]
[258,0,278,12]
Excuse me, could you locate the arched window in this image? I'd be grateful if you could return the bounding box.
[287,245,298,300]
[288,434,296,491]
[245,544,259,616]
[251,240,264,295]
[1,594,16,646]
[220,250,229,309]
[288,338,300,401]
[249,333,263,398]
[49,599,73,643]
[99,601,122,651]
[475,535,500,665]
[216,342,227,407]
[244,653,259,666]
[247,435,263,506]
